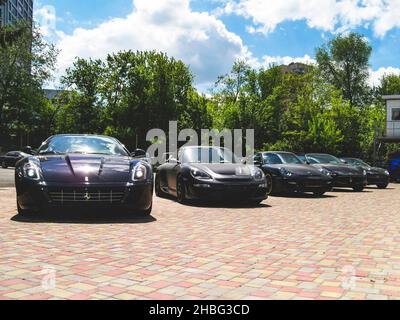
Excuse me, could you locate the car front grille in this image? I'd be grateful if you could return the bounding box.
[335,176,364,185]
[47,187,126,204]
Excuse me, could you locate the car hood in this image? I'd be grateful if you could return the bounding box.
[189,163,254,178]
[263,164,325,176]
[38,155,132,183]
[312,164,363,175]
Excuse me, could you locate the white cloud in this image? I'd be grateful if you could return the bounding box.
[34,5,58,37]
[50,0,251,89]
[369,67,400,87]
[261,54,316,67]
[222,0,400,37]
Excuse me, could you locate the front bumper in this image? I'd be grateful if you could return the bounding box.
[16,178,153,212]
[366,173,390,186]
[185,178,269,202]
[331,175,367,188]
[272,176,333,193]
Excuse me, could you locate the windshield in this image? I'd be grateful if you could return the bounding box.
[181,147,238,164]
[306,154,342,165]
[38,136,128,156]
[345,158,370,167]
[277,153,303,164]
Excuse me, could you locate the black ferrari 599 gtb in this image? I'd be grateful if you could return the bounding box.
[15,135,153,216]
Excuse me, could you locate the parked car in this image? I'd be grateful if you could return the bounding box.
[341,157,390,189]
[1,151,31,168]
[253,151,333,196]
[155,146,270,205]
[15,134,153,216]
[299,153,368,192]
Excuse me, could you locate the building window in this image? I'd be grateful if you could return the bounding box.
[392,108,400,121]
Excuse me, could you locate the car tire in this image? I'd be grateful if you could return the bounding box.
[1,161,7,169]
[353,185,364,192]
[265,173,273,195]
[377,183,389,189]
[155,175,165,198]
[141,203,153,216]
[176,177,187,204]
[17,201,35,217]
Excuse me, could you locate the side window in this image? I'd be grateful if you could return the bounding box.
[7,152,16,157]
[306,156,318,164]
[264,153,283,165]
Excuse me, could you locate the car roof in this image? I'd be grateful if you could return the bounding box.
[260,151,295,154]
[180,146,227,150]
[49,134,115,139]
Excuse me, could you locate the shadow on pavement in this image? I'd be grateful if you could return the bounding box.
[158,194,271,209]
[331,188,373,193]
[11,209,157,224]
[270,192,337,199]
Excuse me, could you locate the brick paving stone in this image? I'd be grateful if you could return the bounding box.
[1,185,400,300]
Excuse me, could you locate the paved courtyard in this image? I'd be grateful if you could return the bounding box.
[1,182,400,300]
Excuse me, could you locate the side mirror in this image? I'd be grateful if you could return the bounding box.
[131,148,147,158]
[253,160,262,167]
[241,158,247,165]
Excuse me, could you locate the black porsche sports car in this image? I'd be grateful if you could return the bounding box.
[15,134,153,216]
[253,151,333,196]
[1,151,31,168]
[155,146,270,205]
[341,157,390,189]
[300,153,368,192]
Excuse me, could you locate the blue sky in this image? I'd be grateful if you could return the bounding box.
[33,0,400,91]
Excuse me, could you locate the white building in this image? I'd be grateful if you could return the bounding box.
[383,95,400,139]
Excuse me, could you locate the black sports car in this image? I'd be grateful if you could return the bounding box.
[155,146,270,205]
[1,151,31,168]
[341,157,390,189]
[15,134,153,216]
[253,152,333,196]
[300,153,368,192]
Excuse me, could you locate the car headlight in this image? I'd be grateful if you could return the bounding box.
[23,162,42,180]
[251,167,265,181]
[319,168,333,176]
[280,167,294,177]
[132,163,147,181]
[190,168,212,180]
[384,170,390,176]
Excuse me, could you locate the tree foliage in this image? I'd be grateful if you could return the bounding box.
[0,23,58,148]
[316,32,372,106]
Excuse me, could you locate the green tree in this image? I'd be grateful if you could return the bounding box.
[379,74,400,95]
[0,23,58,148]
[316,32,372,106]
[60,58,104,134]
